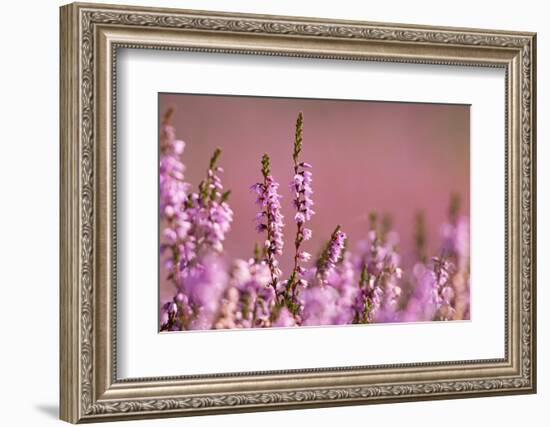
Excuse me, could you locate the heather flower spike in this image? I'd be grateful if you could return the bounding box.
[188,147,234,259]
[293,111,304,164]
[159,112,233,330]
[287,112,315,305]
[355,265,376,323]
[252,153,284,293]
[316,225,347,285]
[198,147,222,203]
[159,107,192,293]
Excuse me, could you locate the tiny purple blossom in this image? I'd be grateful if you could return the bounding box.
[298,251,312,262]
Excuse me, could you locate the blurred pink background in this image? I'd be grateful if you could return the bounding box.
[159,94,470,301]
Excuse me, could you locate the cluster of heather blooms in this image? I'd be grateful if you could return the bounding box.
[251,154,285,292]
[159,110,471,332]
[352,215,403,324]
[159,109,233,331]
[439,194,470,320]
[400,200,470,323]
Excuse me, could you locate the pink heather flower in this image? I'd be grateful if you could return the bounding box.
[326,228,346,266]
[298,251,312,262]
[252,154,285,289]
[189,148,234,259]
[284,112,316,308]
[294,212,305,224]
[159,111,235,331]
[160,155,190,214]
[206,200,233,252]
[167,148,233,278]
[159,117,190,220]
[159,110,194,295]
[317,226,347,285]
[251,179,285,256]
[291,172,315,222]
[290,169,315,222]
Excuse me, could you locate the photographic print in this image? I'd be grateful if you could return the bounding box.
[159,94,470,332]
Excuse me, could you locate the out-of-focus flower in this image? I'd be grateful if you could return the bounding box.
[326,252,358,324]
[159,109,193,292]
[217,258,277,329]
[300,285,340,326]
[401,256,456,322]
[440,193,470,319]
[274,307,297,327]
[441,216,469,272]
[431,256,456,321]
[400,263,436,322]
[161,255,229,330]
[353,217,403,323]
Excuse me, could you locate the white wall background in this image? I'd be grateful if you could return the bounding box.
[0,0,545,425]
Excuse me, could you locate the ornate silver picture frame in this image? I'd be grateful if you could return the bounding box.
[60,2,536,423]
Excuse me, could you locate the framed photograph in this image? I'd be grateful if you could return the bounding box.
[60,2,537,423]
